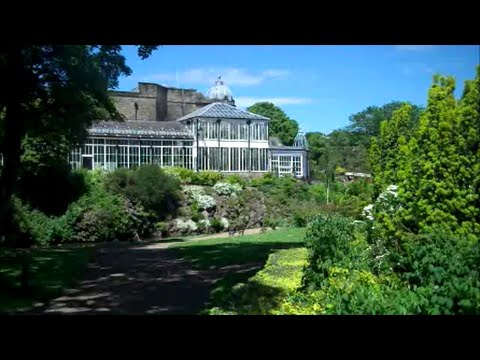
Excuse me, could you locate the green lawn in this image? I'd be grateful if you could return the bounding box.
[0,247,91,314]
[169,227,307,314]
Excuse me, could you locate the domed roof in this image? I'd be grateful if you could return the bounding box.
[206,76,234,102]
[293,130,309,149]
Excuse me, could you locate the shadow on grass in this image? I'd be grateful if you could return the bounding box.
[168,241,302,269]
[0,248,91,314]
[166,241,303,313]
[10,239,302,315]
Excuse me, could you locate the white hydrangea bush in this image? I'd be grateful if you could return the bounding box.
[182,185,216,210]
[198,219,211,228]
[213,182,242,196]
[182,185,205,199]
[362,185,400,222]
[196,194,216,210]
[220,217,229,230]
[176,218,198,233]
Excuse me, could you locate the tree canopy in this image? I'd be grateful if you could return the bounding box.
[0,45,159,244]
[347,101,423,137]
[247,102,299,146]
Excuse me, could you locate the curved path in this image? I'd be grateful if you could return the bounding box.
[24,228,268,315]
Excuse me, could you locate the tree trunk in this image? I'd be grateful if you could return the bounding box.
[0,46,25,246]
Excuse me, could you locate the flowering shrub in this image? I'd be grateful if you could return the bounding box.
[362,204,374,221]
[182,185,216,210]
[198,219,211,228]
[195,194,216,210]
[182,185,205,199]
[197,219,211,234]
[213,182,242,196]
[175,218,198,234]
[362,185,399,221]
[220,217,230,230]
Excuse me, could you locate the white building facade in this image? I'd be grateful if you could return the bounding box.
[69,77,309,178]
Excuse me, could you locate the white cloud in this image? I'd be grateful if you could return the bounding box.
[141,67,290,87]
[235,97,313,107]
[395,45,436,51]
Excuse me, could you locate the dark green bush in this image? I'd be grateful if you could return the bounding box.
[210,218,224,233]
[12,197,76,247]
[303,215,356,289]
[70,186,154,243]
[105,165,181,221]
[394,231,480,314]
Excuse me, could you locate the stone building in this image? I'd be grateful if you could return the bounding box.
[70,76,309,178]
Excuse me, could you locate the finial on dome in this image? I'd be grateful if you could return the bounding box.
[206,75,234,102]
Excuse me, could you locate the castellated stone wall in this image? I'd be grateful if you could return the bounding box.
[166,88,211,121]
[109,82,229,122]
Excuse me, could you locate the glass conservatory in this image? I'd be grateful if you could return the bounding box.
[68,77,310,178]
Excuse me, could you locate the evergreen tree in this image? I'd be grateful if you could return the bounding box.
[370,104,416,196]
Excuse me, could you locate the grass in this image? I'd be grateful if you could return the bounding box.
[0,246,91,314]
[169,227,307,314]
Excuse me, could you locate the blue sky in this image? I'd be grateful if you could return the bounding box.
[117,45,479,134]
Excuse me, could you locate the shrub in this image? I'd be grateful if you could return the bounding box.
[190,207,205,222]
[395,230,480,314]
[197,219,211,234]
[213,182,242,196]
[105,165,181,220]
[155,221,169,237]
[220,217,229,230]
[12,197,76,247]
[182,185,205,200]
[250,172,276,187]
[207,248,308,315]
[303,215,356,289]
[291,201,325,227]
[192,171,224,186]
[175,218,198,235]
[224,174,248,188]
[210,218,224,233]
[70,186,154,243]
[263,216,284,230]
[163,167,196,184]
[195,195,216,210]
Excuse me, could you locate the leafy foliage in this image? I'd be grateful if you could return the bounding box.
[0,45,158,242]
[347,101,423,137]
[247,102,299,145]
[303,215,357,289]
[105,165,181,221]
[207,248,308,315]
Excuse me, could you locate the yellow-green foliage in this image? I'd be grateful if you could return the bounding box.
[207,247,308,315]
[276,267,403,315]
[252,248,308,292]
